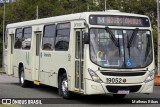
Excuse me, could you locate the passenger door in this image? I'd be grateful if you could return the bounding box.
[34,32,41,81]
[75,29,84,92]
[8,34,14,75]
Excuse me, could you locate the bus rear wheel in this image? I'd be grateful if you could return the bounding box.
[59,73,72,99]
[19,67,30,87]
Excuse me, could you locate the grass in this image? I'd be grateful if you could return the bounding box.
[0,67,5,74]
[0,67,3,72]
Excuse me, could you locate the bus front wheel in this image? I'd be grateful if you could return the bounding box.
[59,73,72,99]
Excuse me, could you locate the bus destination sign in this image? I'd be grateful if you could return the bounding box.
[89,15,150,27]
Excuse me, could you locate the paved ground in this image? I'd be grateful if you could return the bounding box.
[0,73,160,107]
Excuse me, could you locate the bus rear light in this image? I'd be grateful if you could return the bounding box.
[88,68,103,83]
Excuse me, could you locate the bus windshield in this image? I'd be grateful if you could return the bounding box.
[90,28,153,68]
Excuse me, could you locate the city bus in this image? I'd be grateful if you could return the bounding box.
[3,10,155,99]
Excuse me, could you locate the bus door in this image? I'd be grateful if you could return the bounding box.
[34,32,41,81]
[75,29,84,92]
[8,34,14,75]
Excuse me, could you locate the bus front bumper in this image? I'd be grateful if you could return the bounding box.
[85,79,154,95]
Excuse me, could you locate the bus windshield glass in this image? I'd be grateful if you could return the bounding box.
[90,28,153,68]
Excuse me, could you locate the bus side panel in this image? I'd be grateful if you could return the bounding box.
[23,50,32,81]
[39,51,71,88]
[39,51,57,86]
[13,49,23,77]
[13,49,32,80]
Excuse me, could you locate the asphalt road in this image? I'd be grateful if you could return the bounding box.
[0,73,160,107]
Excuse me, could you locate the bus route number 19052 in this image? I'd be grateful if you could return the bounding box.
[106,78,126,83]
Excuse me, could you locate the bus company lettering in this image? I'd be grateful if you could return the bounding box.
[44,53,51,57]
[74,23,82,27]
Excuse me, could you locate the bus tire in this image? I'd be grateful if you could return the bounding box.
[113,94,126,99]
[59,73,72,99]
[19,67,30,87]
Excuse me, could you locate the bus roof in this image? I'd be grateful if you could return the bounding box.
[6,11,149,28]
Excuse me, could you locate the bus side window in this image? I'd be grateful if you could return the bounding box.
[14,28,23,49]
[55,23,70,51]
[22,27,32,50]
[42,24,56,50]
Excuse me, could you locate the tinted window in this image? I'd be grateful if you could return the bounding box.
[22,27,32,49]
[14,28,22,49]
[42,24,56,50]
[55,23,70,51]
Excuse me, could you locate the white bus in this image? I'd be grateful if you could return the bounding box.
[3,10,155,99]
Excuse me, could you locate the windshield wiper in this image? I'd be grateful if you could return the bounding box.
[105,27,120,57]
[127,28,139,48]
[127,28,139,58]
[105,27,119,47]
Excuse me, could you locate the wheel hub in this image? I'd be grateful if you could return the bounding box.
[20,72,24,84]
[62,79,68,95]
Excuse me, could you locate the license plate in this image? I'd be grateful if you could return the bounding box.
[117,90,130,94]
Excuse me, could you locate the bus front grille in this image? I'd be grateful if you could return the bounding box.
[101,72,146,76]
[106,85,141,93]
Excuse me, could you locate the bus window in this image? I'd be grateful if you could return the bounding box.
[75,31,80,59]
[55,23,70,51]
[42,24,56,50]
[14,28,23,49]
[22,27,32,50]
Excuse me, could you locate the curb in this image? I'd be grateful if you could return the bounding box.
[0,71,6,74]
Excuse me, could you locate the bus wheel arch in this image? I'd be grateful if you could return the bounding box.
[57,68,72,99]
[18,62,23,78]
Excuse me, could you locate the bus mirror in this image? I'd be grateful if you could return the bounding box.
[84,32,89,44]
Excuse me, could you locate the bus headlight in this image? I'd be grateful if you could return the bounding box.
[144,70,154,83]
[88,68,103,83]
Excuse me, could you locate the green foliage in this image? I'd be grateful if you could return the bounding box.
[0,0,158,67]
[0,0,157,31]
[0,36,2,67]
[153,29,158,66]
